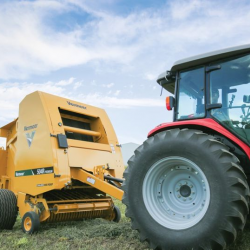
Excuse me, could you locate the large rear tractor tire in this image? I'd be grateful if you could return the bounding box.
[122,128,249,250]
[0,189,18,230]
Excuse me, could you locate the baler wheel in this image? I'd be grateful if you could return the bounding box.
[122,128,249,250]
[22,211,40,234]
[0,189,18,230]
[113,205,121,223]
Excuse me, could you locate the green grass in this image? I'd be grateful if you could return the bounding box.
[0,200,250,250]
[0,200,149,250]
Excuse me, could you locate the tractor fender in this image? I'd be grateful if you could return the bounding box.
[148,118,250,160]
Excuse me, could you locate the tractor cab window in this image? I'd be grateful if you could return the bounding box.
[177,67,205,120]
[210,53,250,145]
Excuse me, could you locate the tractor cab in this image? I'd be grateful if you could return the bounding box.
[157,44,250,145]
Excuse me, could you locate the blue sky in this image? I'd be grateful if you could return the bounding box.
[1,0,250,146]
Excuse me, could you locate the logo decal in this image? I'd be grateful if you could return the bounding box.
[26,131,36,148]
[67,101,86,109]
[37,183,53,187]
[24,124,38,131]
[87,177,95,185]
[15,167,54,177]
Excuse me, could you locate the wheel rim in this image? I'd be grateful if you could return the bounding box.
[24,217,32,232]
[142,156,210,230]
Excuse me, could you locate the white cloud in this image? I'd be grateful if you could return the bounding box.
[0,81,66,124]
[114,90,120,96]
[56,77,75,86]
[0,1,138,79]
[145,73,156,81]
[0,80,162,126]
[169,0,204,20]
[1,0,250,80]
[73,81,83,89]
[75,93,162,108]
[102,83,114,88]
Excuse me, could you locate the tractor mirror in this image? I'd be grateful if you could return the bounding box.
[243,95,250,103]
[166,96,175,111]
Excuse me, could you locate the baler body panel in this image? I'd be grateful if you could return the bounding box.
[40,91,124,178]
[14,92,56,195]
[68,147,123,175]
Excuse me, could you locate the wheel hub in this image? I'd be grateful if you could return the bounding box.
[143,156,210,230]
[180,185,191,197]
[24,217,32,231]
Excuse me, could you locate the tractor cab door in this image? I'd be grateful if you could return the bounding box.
[175,53,250,146]
[175,67,206,120]
[208,53,250,145]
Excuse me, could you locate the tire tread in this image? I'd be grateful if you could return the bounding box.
[0,189,18,230]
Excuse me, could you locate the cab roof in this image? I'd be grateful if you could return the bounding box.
[158,44,250,94]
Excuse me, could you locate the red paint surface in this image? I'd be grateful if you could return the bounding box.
[148,118,250,159]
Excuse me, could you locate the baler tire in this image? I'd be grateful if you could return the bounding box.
[113,205,121,223]
[122,128,249,250]
[22,211,40,234]
[0,189,18,230]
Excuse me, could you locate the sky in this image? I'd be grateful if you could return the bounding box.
[0,0,250,148]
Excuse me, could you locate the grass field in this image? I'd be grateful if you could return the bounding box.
[1,199,250,250]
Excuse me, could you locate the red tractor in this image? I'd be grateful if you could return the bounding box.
[122,44,250,250]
